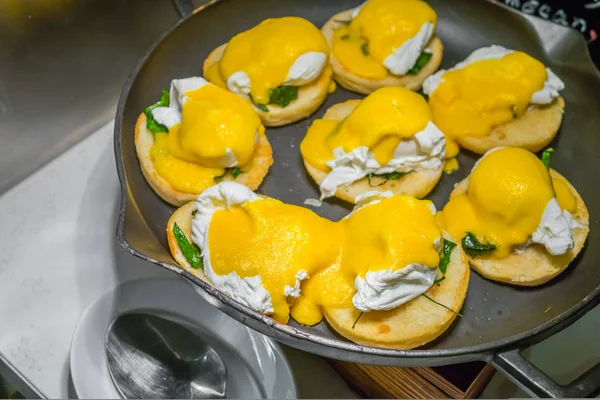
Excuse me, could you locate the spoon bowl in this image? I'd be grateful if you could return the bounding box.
[106,313,227,399]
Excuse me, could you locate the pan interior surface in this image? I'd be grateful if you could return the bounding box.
[116,0,600,356]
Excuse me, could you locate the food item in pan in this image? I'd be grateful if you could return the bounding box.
[423,45,565,160]
[321,0,443,95]
[203,17,333,127]
[300,86,445,204]
[167,182,469,349]
[135,77,273,206]
[436,147,589,286]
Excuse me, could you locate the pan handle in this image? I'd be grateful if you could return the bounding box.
[493,349,600,398]
[170,0,195,17]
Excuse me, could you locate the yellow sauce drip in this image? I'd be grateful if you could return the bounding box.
[328,80,337,93]
[331,0,436,79]
[428,52,548,140]
[150,84,261,193]
[436,148,556,258]
[216,17,329,103]
[151,131,223,193]
[553,178,576,213]
[207,194,440,325]
[443,158,459,174]
[204,61,227,89]
[301,87,433,171]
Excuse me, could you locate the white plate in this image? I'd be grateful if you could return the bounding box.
[70,278,297,399]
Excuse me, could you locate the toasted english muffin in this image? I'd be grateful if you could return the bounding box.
[203,44,333,127]
[303,99,443,204]
[135,113,273,207]
[456,97,565,155]
[452,169,589,286]
[321,9,443,95]
[323,233,469,350]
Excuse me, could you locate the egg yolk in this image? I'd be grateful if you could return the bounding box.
[436,148,559,258]
[214,17,329,104]
[332,0,436,80]
[301,87,432,171]
[207,194,441,325]
[428,52,548,151]
[150,84,262,193]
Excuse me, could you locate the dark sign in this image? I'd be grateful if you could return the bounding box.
[489,0,600,65]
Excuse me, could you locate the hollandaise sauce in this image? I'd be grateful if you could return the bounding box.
[436,148,576,258]
[213,17,329,103]
[332,0,436,79]
[206,194,441,325]
[150,84,261,193]
[301,87,433,170]
[207,198,343,324]
[428,52,548,155]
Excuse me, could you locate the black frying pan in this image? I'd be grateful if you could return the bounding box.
[114,0,600,396]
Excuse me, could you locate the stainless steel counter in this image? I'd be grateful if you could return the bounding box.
[0,0,180,195]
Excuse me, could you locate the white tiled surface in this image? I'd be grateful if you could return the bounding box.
[0,121,598,398]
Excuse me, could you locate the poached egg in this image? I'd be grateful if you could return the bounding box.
[436,147,581,259]
[332,0,437,79]
[148,77,262,193]
[191,182,445,325]
[205,17,329,106]
[300,86,446,202]
[423,46,565,158]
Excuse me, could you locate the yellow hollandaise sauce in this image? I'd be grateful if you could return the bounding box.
[150,84,261,193]
[553,178,577,213]
[343,195,441,277]
[214,17,329,104]
[207,198,344,324]
[332,0,436,80]
[301,87,432,171]
[292,195,441,325]
[428,52,548,153]
[436,148,574,258]
[443,158,459,174]
[206,194,441,325]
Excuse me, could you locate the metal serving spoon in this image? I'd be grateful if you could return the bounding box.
[105,313,227,399]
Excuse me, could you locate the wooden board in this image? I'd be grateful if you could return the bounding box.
[327,359,496,399]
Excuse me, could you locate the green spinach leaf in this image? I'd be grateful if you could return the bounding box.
[352,312,364,329]
[268,85,299,108]
[361,42,369,56]
[144,90,170,134]
[438,239,456,275]
[541,147,554,169]
[334,19,352,25]
[213,167,243,182]
[422,294,462,316]
[461,232,496,258]
[366,171,411,187]
[407,51,432,76]
[231,167,242,179]
[172,222,203,269]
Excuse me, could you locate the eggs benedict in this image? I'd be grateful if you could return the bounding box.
[321,0,443,95]
[167,182,469,349]
[423,45,565,159]
[301,86,445,204]
[436,147,589,286]
[203,17,333,127]
[135,77,273,206]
